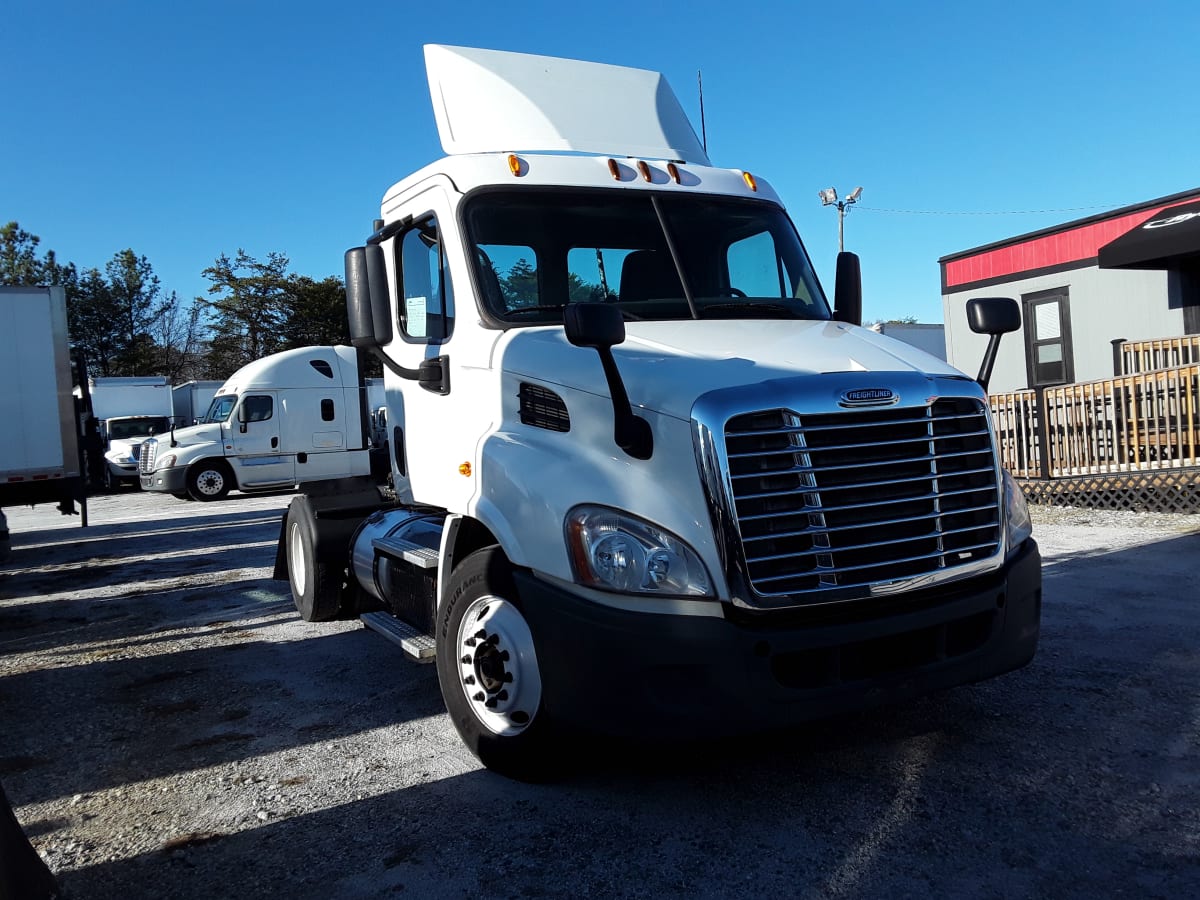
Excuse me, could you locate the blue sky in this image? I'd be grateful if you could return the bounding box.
[4,0,1198,324]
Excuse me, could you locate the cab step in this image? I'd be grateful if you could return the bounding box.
[360,611,436,663]
[371,535,439,569]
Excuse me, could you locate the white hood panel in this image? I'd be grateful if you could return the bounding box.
[500,320,967,420]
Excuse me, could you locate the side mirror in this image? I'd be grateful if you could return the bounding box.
[345,245,392,349]
[564,302,625,349]
[966,297,1020,392]
[833,251,862,326]
[563,304,650,460]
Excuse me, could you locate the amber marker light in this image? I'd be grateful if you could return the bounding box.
[637,160,652,182]
[742,171,758,192]
[508,154,524,177]
[607,158,621,180]
[667,162,681,184]
[459,462,472,477]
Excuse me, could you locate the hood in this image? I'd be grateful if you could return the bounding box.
[158,421,224,448]
[499,319,966,419]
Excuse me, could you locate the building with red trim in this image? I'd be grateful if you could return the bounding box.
[940,189,1200,393]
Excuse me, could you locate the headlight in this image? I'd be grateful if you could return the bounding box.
[158,454,177,469]
[565,505,713,597]
[1002,469,1032,554]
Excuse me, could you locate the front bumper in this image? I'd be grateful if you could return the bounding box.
[517,539,1041,738]
[140,466,188,493]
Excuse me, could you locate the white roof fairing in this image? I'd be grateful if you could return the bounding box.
[424,45,711,165]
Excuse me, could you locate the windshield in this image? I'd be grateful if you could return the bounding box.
[108,417,171,440]
[204,395,237,423]
[464,189,829,325]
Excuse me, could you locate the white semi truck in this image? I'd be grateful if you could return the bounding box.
[275,45,1041,779]
[0,286,87,558]
[139,345,376,500]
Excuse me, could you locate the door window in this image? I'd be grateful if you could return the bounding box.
[242,395,273,422]
[397,216,455,342]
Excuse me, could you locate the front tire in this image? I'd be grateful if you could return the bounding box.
[436,547,561,780]
[187,460,232,501]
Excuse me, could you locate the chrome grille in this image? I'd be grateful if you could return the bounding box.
[139,440,157,473]
[725,398,1001,598]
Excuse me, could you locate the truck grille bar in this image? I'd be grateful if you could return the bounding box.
[723,398,1001,599]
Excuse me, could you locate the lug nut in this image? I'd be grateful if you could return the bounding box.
[463,675,475,685]
[473,692,485,702]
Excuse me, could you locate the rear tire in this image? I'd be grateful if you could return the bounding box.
[285,496,344,622]
[436,547,562,781]
[187,460,232,501]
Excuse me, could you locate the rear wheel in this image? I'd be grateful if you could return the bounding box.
[285,496,343,622]
[187,460,231,501]
[436,547,561,780]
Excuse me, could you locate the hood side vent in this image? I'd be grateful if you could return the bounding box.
[519,383,570,432]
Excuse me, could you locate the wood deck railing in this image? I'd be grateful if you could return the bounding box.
[989,364,1200,478]
[1120,336,1200,374]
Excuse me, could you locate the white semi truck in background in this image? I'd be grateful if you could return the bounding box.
[85,376,174,489]
[0,286,87,558]
[139,346,379,500]
[274,46,1041,779]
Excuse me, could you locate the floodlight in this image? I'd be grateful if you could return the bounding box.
[846,186,863,202]
[818,188,838,205]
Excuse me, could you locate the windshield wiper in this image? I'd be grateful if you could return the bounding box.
[504,304,567,316]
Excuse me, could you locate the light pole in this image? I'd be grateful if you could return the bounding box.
[818,186,863,252]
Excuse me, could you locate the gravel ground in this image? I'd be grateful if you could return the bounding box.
[1,491,1198,899]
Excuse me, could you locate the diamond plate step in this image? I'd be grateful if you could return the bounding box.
[361,612,436,663]
[371,535,439,569]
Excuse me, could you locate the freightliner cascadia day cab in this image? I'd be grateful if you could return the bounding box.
[139,346,374,500]
[276,45,1041,779]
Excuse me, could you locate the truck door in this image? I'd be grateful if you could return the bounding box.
[229,392,295,487]
[384,187,485,511]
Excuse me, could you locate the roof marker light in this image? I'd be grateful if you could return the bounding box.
[637,160,652,183]
[508,154,524,177]
[607,158,621,180]
[667,162,681,184]
[742,171,758,192]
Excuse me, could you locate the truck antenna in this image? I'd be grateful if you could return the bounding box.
[697,69,707,154]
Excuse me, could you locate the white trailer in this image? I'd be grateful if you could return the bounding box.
[139,346,374,500]
[0,286,85,557]
[274,46,1041,780]
[172,380,225,426]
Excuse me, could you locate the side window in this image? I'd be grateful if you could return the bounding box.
[566,248,626,303]
[478,244,539,311]
[242,395,273,422]
[397,217,455,342]
[728,231,787,298]
[321,399,335,422]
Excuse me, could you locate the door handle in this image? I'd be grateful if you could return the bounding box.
[271,437,278,449]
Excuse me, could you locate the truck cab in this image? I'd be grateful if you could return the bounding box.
[278,46,1040,779]
[139,346,373,500]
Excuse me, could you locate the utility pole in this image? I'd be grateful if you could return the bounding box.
[818,186,863,252]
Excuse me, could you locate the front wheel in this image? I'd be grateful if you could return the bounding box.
[436,547,561,780]
[187,460,232,501]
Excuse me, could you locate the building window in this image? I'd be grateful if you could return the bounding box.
[1023,289,1074,387]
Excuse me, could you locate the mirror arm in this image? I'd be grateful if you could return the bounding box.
[595,348,653,460]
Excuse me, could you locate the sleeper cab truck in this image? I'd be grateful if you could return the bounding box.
[274,45,1041,779]
[139,346,373,501]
